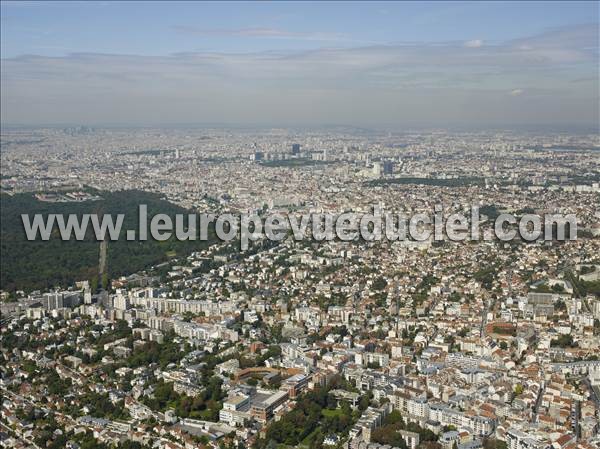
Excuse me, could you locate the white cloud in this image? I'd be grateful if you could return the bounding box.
[509,89,524,96]
[172,26,348,42]
[464,39,483,48]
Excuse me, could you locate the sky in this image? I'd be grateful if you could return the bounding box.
[1,1,599,129]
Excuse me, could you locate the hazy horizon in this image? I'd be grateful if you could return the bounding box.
[1,1,599,129]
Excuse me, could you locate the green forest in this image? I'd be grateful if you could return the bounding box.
[1,190,216,293]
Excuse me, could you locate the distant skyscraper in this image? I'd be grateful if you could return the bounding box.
[372,162,382,177]
[291,144,300,155]
[254,151,264,161]
[383,161,394,176]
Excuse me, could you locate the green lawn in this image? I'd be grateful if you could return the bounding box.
[321,408,345,418]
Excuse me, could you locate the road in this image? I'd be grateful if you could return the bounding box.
[583,377,600,407]
[531,383,544,423]
[570,400,580,440]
